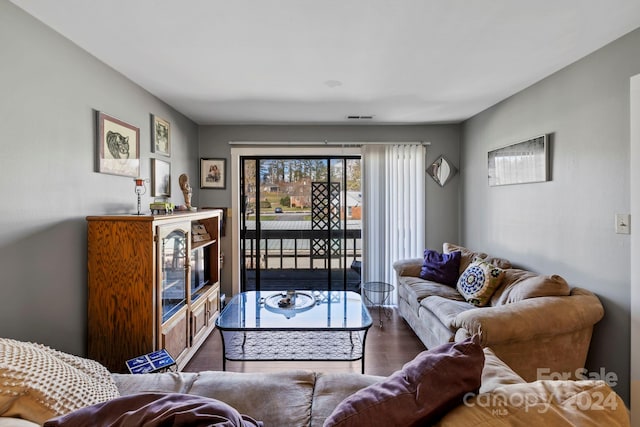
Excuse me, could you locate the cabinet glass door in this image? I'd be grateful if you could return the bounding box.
[160,229,187,322]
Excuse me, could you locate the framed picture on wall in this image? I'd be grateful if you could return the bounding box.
[151,114,170,156]
[96,111,140,177]
[152,159,171,197]
[200,158,226,189]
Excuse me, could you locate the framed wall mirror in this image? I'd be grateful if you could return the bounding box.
[428,155,457,187]
[488,134,549,186]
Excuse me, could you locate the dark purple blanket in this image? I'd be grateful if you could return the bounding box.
[44,392,263,427]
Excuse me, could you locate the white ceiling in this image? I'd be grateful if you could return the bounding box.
[10,0,640,125]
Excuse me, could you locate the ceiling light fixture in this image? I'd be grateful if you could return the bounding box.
[324,80,343,88]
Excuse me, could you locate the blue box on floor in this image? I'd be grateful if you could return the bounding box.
[126,349,176,374]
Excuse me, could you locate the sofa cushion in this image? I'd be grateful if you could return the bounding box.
[323,337,484,427]
[186,370,315,427]
[393,258,424,278]
[43,393,262,427]
[420,296,474,330]
[0,418,39,427]
[417,306,458,348]
[420,250,461,287]
[443,243,511,274]
[483,256,512,270]
[311,373,384,427]
[478,348,525,394]
[0,338,120,425]
[435,380,629,427]
[457,258,506,307]
[490,269,571,306]
[398,277,465,315]
[112,371,199,396]
[443,243,487,274]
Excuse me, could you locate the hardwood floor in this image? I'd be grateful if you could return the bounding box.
[184,307,426,376]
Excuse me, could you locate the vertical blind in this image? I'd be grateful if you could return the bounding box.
[362,144,426,305]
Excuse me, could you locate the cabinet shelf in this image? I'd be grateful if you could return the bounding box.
[87,209,222,373]
[192,238,217,251]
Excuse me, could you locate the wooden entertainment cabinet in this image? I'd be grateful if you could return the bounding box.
[86,209,222,373]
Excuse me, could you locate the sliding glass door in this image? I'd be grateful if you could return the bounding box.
[239,156,361,293]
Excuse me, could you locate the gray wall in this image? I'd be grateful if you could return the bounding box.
[461,28,640,404]
[0,2,199,356]
[198,125,461,298]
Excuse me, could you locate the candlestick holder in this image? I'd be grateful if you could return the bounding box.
[133,177,148,215]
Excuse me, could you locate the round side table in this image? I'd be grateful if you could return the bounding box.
[362,281,394,328]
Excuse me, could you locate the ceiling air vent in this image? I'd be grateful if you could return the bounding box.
[346,115,374,120]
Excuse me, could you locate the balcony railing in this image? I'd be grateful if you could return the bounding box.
[243,229,362,291]
[242,228,362,270]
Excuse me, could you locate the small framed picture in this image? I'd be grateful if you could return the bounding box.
[152,159,171,197]
[200,158,226,189]
[151,114,170,156]
[96,111,140,177]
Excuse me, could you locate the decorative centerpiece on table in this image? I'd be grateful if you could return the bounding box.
[262,291,318,319]
[278,290,297,308]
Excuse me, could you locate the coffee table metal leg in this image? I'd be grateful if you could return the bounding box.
[219,330,227,371]
[361,329,369,374]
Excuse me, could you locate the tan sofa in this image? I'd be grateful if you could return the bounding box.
[110,348,628,426]
[0,345,629,426]
[394,243,605,383]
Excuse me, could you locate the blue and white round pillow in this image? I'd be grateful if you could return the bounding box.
[456,259,505,306]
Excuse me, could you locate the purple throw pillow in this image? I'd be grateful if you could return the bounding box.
[420,249,461,287]
[323,337,484,427]
[44,393,263,427]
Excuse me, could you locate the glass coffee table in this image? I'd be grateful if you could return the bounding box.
[215,290,372,373]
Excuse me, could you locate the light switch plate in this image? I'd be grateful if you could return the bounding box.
[615,214,630,234]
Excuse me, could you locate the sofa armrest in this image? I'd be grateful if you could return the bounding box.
[453,288,604,346]
[392,258,424,277]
